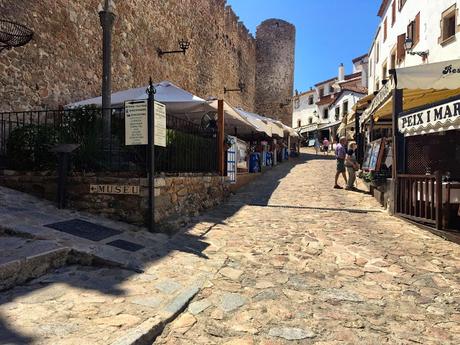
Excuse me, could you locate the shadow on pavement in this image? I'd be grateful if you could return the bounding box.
[0,320,34,345]
[0,152,305,343]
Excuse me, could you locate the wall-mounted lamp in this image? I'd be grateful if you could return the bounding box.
[224,81,245,94]
[279,98,292,108]
[158,39,190,57]
[404,37,429,58]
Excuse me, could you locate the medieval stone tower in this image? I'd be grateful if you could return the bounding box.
[255,19,296,126]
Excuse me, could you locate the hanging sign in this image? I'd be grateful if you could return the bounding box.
[154,101,167,147]
[398,98,460,136]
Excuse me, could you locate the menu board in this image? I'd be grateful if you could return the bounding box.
[362,138,385,171]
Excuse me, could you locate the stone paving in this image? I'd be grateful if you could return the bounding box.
[154,149,460,345]
[0,188,226,344]
[1,149,460,344]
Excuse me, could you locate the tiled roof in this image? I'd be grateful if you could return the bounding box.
[378,0,390,17]
[314,77,337,87]
[345,72,361,80]
[316,94,337,106]
[352,54,368,63]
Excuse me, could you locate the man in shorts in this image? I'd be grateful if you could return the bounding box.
[334,137,348,189]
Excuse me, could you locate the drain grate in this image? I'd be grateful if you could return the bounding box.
[106,239,144,252]
[45,219,121,241]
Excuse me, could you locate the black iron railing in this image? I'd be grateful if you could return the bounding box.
[0,107,218,175]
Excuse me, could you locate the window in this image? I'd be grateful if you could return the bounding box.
[392,1,396,26]
[323,108,329,120]
[329,84,334,93]
[343,101,349,116]
[375,43,379,63]
[375,79,380,91]
[398,0,406,11]
[309,117,313,124]
[308,95,314,105]
[384,18,388,42]
[397,33,406,63]
[369,58,373,77]
[335,106,340,120]
[439,5,458,44]
[382,62,388,81]
[390,50,396,69]
[319,87,324,97]
[297,120,302,128]
[407,13,420,47]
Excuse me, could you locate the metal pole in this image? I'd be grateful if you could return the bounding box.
[147,78,156,232]
[99,1,115,147]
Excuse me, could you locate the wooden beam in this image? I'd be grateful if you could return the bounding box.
[218,99,225,176]
[392,87,403,215]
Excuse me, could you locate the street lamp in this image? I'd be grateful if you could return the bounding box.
[404,37,429,58]
[224,81,245,94]
[157,39,191,57]
[98,0,116,146]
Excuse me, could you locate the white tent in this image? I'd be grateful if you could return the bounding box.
[234,108,273,137]
[67,81,213,114]
[396,59,460,90]
[207,100,258,135]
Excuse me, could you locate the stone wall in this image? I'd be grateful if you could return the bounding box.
[0,1,296,127]
[255,19,296,126]
[0,171,228,228]
[0,0,256,112]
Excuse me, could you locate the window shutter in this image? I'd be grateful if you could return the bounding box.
[392,1,396,25]
[397,33,406,63]
[414,12,420,45]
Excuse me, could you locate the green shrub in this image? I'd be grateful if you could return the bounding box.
[6,124,59,170]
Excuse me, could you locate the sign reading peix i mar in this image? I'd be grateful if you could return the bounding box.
[125,100,166,147]
[399,98,460,133]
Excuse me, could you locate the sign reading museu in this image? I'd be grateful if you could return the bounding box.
[90,184,140,195]
[399,98,460,136]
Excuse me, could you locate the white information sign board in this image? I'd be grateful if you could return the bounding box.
[125,100,167,147]
[125,100,147,145]
[154,101,167,147]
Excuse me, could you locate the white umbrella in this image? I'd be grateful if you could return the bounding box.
[396,59,460,90]
[66,81,212,114]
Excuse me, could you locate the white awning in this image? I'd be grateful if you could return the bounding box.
[207,100,256,135]
[396,59,460,90]
[398,96,460,136]
[234,108,274,137]
[66,81,212,114]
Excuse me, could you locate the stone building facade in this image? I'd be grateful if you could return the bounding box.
[0,0,295,124]
[255,19,296,125]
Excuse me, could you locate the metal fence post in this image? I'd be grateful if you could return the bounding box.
[147,78,156,232]
[218,100,225,176]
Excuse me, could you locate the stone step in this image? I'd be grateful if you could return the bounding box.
[0,236,71,291]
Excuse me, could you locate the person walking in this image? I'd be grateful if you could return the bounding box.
[334,136,348,189]
[314,137,320,155]
[322,138,330,155]
[345,141,359,190]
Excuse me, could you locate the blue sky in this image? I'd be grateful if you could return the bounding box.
[226,0,381,93]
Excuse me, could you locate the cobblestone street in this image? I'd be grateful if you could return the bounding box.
[154,149,460,345]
